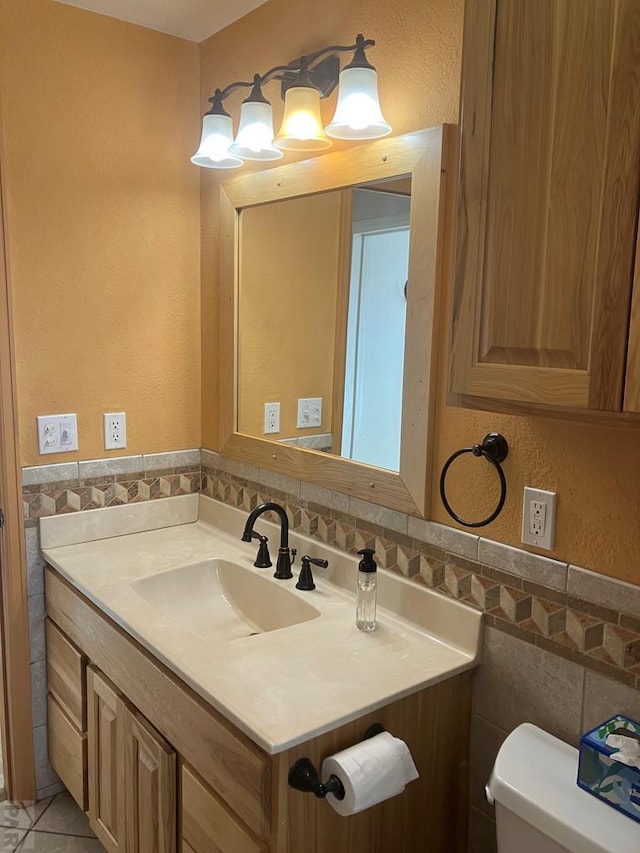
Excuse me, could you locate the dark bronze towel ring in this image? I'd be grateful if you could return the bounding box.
[439,433,509,528]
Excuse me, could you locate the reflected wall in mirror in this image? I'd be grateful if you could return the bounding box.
[219,127,454,516]
[238,177,411,472]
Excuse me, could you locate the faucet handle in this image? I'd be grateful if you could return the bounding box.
[296,555,329,591]
[251,532,272,568]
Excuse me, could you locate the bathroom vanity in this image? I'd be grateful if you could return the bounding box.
[41,495,481,853]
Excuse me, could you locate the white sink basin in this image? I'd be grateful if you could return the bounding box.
[130,559,321,641]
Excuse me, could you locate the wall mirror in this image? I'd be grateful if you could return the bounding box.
[219,126,454,516]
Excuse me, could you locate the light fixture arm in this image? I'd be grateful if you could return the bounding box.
[206,34,376,108]
[277,34,375,75]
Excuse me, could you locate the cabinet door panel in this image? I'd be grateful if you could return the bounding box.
[124,707,177,853]
[624,223,640,411]
[451,0,640,409]
[87,667,125,853]
[181,765,266,853]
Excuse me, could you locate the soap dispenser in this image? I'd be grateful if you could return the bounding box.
[356,548,377,631]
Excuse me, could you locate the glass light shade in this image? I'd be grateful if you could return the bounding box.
[274,86,332,151]
[325,66,392,140]
[230,101,283,161]
[191,113,243,169]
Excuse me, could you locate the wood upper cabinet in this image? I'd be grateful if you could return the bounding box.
[624,223,640,412]
[451,0,640,411]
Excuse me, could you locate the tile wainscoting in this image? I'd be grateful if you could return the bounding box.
[22,448,640,850]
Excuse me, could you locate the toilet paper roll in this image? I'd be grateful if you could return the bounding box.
[321,731,419,816]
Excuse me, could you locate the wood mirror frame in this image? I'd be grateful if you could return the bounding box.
[219,125,454,516]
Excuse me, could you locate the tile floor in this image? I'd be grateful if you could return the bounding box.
[0,792,104,852]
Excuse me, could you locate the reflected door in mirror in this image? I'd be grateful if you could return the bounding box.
[341,189,410,470]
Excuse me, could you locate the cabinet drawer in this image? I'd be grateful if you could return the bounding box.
[48,694,87,810]
[46,618,87,730]
[181,765,267,853]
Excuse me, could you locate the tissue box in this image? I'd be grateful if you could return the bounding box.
[577,714,640,824]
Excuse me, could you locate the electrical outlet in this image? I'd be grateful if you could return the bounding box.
[521,487,557,550]
[263,402,280,434]
[297,397,322,429]
[530,500,546,536]
[37,414,78,455]
[104,412,127,450]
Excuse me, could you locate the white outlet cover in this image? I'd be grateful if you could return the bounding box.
[521,487,557,550]
[104,412,127,450]
[37,414,78,455]
[263,402,280,435]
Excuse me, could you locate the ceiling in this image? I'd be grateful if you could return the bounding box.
[54,0,269,43]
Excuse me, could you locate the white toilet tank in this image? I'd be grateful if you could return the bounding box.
[487,723,639,853]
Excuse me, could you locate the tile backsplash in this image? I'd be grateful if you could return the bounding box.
[198,450,640,692]
[22,448,640,849]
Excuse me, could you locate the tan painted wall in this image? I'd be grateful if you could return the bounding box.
[238,193,340,438]
[199,0,640,584]
[0,0,201,465]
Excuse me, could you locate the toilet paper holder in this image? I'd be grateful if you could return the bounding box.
[288,723,385,800]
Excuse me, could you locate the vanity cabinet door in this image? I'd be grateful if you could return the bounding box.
[124,707,177,853]
[181,764,267,853]
[87,667,126,853]
[451,0,640,412]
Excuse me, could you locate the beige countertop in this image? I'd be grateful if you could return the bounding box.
[40,494,482,754]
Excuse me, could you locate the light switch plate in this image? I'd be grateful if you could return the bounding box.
[37,414,78,455]
[297,397,322,429]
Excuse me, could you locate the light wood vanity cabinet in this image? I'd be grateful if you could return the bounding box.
[45,567,472,853]
[450,0,640,415]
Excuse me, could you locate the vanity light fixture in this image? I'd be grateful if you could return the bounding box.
[191,34,391,169]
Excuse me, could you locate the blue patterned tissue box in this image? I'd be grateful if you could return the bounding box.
[578,714,640,824]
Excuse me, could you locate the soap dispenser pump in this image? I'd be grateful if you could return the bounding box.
[356,548,377,631]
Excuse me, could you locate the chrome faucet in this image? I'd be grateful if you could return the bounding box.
[241,502,295,579]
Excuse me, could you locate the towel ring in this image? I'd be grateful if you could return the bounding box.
[439,433,509,528]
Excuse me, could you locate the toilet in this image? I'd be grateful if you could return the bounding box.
[487,723,639,853]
